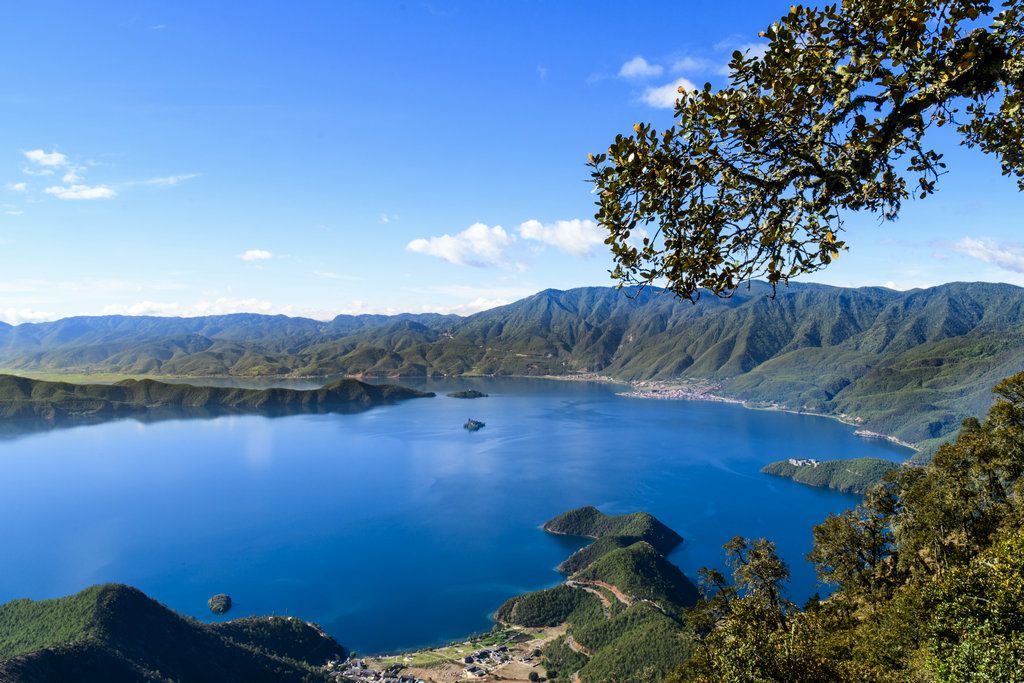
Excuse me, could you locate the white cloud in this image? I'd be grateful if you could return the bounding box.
[6,182,27,192]
[378,212,398,224]
[619,56,663,79]
[0,307,56,325]
[519,218,606,257]
[22,148,117,199]
[23,149,68,167]
[421,297,510,315]
[100,298,277,317]
[407,222,514,267]
[240,249,273,262]
[954,237,1024,273]
[44,184,116,200]
[4,209,24,216]
[641,77,698,108]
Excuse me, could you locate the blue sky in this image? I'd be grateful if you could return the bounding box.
[2,1,1023,324]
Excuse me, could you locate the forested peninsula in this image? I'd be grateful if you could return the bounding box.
[761,457,901,494]
[0,374,433,427]
[496,507,697,682]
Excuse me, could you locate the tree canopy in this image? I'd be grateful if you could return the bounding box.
[590,0,1024,300]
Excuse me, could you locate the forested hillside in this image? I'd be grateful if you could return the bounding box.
[0,374,432,427]
[0,584,343,681]
[2,282,1023,448]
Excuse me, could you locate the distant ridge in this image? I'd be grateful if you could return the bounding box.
[2,281,1023,450]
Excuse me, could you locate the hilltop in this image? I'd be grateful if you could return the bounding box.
[2,282,1023,449]
[497,508,697,682]
[544,506,684,573]
[0,374,433,427]
[0,584,343,682]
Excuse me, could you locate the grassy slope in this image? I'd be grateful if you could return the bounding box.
[761,457,901,494]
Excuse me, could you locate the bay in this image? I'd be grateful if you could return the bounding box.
[0,378,909,654]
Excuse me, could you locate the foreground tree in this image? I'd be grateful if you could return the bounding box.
[673,371,1024,681]
[590,0,1024,300]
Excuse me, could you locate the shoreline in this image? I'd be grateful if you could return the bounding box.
[617,379,920,453]
[0,368,919,452]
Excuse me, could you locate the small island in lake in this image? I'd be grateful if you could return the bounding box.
[464,418,485,431]
[447,389,488,399]
[761,457,901,494]
[208,593,232,615]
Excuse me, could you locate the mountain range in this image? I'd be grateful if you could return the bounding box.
[2,281,1023,451]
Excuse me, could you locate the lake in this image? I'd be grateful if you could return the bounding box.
[0,377,910,654]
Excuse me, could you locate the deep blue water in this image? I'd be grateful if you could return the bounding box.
[0,378,910,654]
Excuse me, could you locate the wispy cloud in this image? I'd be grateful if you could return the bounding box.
[519,218,606,257]
[139,173,200,186]
[641,77,698,108]
[378,212,398,224]
[100,298,277,317]
[671,56,717,74]
[240,249,273,262]
[619,56,663,79]
[6,182,27,193]
[313,270,361,281]
[407,223,515,267]
[44,184,116,200]
[954,237,1024,273]
[422,297,510,315]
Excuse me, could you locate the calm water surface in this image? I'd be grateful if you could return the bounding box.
[0,378,909,654]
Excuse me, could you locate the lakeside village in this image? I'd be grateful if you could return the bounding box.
[620,380,915,450]
[324,626,554,683]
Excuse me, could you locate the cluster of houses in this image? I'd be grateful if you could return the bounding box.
[326,658,425,683]
[462,645,512,677]
[324,641,534,682]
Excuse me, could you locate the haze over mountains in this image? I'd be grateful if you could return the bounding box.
[2,281,1023,450]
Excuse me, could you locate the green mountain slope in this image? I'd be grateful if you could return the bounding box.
[2,282,1022,447]
[0,584,343,682]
